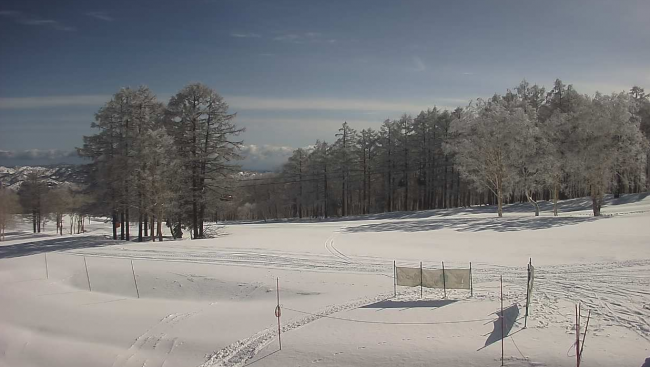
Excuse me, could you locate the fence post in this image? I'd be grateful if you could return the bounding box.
[83,256,92,292]
[442,261,447,299]
[276,277,282,350]
[500,275,504,367]
[44,253,49,279]
[131,260,140,299]
[579,309,591,365]
[393,260,397,298]
[576,304,580,367]
[420,262,423,299]
[525,259,530,328]
[469,262,473,297]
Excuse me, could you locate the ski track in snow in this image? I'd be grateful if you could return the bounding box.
[111,312,195,367]
[47,216,650,365]
[199,292,396,367]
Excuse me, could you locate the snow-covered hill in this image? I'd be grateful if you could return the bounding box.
[1,194,649,367]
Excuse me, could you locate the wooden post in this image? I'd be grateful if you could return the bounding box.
[580,309,591,365]
[131,260,140,299]
[500,275,504,366]
[276,277,282,350]
[393,261,397,298]
[576,304,580,367]
[525,260,530,328]
[44,253,49,279]
[420,262,423,299]
[469,262,473,297]
[83,256,92,292]
[442,261,447,299]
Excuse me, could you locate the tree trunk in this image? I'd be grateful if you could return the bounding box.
[591,183,603,217]
[497,181,503,218]
[592,196,601,216]
[120,211,125,240]
[526,191,540,217]
[157,216,163,242]
[553,182,559,217]
[138,213,143,242]
[112,211,118,240]
[151,216,156,242]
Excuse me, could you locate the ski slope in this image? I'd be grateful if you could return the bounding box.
[0,194,649,366]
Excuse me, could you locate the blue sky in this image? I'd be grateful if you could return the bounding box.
[1,0,649,170]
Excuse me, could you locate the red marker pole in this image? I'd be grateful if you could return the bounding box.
[276,277,282,350]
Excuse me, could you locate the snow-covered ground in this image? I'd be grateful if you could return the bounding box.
[1,194,649,367]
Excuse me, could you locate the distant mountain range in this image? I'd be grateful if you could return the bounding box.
[0,165,270,191]
[0,165,87,191]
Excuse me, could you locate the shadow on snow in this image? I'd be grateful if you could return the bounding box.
[0,236,113,259]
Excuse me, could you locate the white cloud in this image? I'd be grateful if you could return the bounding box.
[0,149,78,160]
[273,32,334,44]
[0,95,110,109]
[413,56,426,72]
[0,10,75,31]
[86,11,114,22]
[274,33,300,42]
[228,96,439,112]
[0,94,465,113]
[231,32,261,38]
[239,144,296,170]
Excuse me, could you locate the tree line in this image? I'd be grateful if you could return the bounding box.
[221,80,649,220]
[1,79,648,241]
[0,174,90,240]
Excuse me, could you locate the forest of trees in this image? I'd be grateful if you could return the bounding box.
[219,80,650,221]
[0,172,90,241]
[78,83,244,241]
[1,79,648,242]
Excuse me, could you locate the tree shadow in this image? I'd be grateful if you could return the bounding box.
[344,215,600,234]
[2,232,52,240]
[361,299,457,309]
[0,235,114,259]
[227,193,649,226]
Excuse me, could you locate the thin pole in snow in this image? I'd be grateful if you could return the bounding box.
[442,261,447,299]
[44,252,49,279]
[525,260,530,328]
[131,260,140,299]
[469,262,473,297]
[393,261,396,297]
[276,277,282,350]
[500,275,504,367]
[579,309,591,365]
[576,304,580,367]
[83,256,91,292]
[420,262,423,299]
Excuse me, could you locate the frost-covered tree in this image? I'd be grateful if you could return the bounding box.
[568,92,648,216]
[357,128,378,214]
[445,98,533,217]
[630,86,650,190]
[333,122,358,216]
[165,83,244,239]
[138,128,182,241]
[0,188,21,241]
[282,148,310,218]
[45,187,72,235]
[79,86,163,240]
[18,172,49,232]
